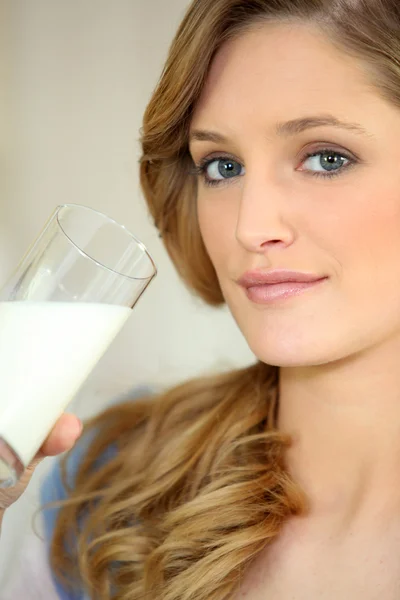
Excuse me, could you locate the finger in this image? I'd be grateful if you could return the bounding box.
[38,413,83,457]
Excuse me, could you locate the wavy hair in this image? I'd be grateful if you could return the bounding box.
[45,1,400,598]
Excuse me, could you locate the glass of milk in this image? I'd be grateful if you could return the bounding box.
[0,204,157,487]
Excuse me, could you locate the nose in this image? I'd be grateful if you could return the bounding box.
[235,176,296,253]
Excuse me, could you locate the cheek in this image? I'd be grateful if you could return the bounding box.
[197,195,237,270]
[312,180,400,327]
[298,174,400,283]
[335,184,400,278]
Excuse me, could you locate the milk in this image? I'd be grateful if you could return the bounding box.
[0,301,131,470]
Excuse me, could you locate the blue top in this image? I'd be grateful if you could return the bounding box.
[41,434,92,599]
[40,386,153,599]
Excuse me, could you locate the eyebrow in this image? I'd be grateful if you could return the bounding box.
[189,114,372,144]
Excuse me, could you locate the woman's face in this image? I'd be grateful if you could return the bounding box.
[189,23,400,367]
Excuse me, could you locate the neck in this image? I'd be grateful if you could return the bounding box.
[277,338,400,534]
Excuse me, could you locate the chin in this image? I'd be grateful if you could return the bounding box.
[244,329,357,369]
[223,288,375,368]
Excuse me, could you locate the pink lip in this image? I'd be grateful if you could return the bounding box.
[237,269,328,304]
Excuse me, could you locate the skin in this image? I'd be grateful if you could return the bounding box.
[190,22,400,595]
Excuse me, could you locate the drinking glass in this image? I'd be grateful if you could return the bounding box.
[0,204,156,487]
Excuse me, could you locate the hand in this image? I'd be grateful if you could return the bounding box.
[0,414,82,512]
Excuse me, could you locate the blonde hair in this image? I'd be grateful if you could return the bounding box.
[46,1,400,598]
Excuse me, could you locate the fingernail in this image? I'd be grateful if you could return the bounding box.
[70,418,83,438]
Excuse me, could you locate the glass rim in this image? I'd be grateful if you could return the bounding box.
[56,203,157,282]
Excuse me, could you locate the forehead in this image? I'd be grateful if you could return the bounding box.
[191,23,379,132]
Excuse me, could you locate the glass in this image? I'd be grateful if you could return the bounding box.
[0,204,156,487]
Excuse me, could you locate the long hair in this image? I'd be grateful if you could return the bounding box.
[46,1,400,598]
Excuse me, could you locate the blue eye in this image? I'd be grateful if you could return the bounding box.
[190,148,356,188]
[302,149,352,178]
[206,158,243,181]
[191,156,245,188]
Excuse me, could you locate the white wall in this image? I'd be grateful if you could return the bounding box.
[0,0,255,582]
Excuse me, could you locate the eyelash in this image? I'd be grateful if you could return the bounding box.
[190,148,356,188]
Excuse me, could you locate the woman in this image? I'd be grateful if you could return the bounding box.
[4,0,400,597]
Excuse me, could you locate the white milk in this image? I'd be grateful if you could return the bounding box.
[0,301,131,469]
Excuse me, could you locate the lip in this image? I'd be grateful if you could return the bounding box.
[237,269,328,304]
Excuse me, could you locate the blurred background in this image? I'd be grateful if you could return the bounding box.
[0,0,255,584]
